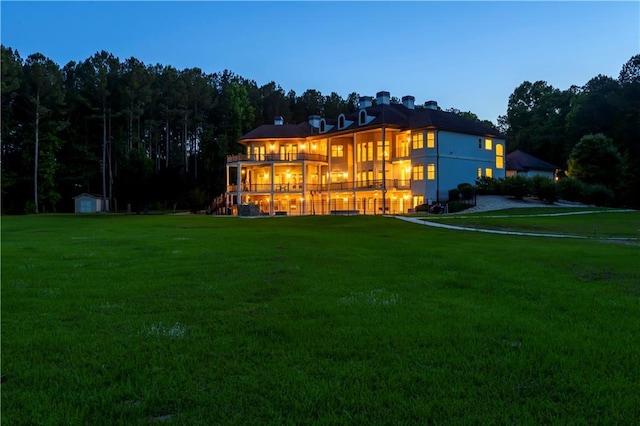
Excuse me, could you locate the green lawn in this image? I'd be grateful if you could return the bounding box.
[424,208,640,239]
[2,213,640,424]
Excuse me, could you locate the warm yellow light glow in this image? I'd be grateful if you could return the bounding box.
[266,197,270,202]
[403,194,409,199]
[343,197,348,201]
[263,172,269,178]
[301,143,306,151]
[405,166,411,173]
[300,197,304,202]
[241,169,246,174]
[312,143,317,150]
[342,172,348,178]
[485,139,492,150]
[270,144,275,152]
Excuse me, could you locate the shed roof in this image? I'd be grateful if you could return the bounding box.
[506,150,558,171]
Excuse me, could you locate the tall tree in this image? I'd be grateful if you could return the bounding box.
[22,53,65,212]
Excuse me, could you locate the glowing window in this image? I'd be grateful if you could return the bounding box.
[412,165,424,181]
[478,167,483,178]
[412,132,424,150]
[496,144,504,169]
[485,139,492,150]
[486,168,493,178]
[427,131,435,148]
[397,138,410,157]
[427,163,435,180]
[377,141,389,160]
[331,145,344,158]
[413,195,424,208]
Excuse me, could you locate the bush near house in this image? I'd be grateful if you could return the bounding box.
[475,176,503,195]
[502,175,530,200]
[531,175,558,204]
[557,177,586,202]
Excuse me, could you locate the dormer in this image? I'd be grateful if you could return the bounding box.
[358,109,374,126]
[337,113,354,130]
[319,118,334,134]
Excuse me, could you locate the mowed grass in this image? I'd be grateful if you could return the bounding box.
[2,213,640,424]
[426,207,640,239]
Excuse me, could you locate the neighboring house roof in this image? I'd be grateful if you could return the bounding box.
[73,193,103,199]
[239,103,505,141]
[506,150,557,171]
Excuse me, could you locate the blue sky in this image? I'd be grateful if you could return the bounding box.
[2,1,638,123]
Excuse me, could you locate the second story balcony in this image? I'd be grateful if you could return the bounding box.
[227,179,411,193]
[227,152,328,163]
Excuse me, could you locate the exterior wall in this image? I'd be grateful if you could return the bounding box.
[74,195,109,213]
[514,169,555,180]
[413,131,506,201]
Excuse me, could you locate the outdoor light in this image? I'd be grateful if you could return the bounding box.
[301,144,306,151]
[270,144,275,151]
[312,143,316,150]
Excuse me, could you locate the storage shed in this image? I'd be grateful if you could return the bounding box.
[73,193,109,213]
[506,150,558,180]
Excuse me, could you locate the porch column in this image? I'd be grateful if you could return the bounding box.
[236,164,242,206]
[270,162,275,215]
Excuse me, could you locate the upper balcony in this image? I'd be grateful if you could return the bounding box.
[226,179,411,193]
[227,152,328,164]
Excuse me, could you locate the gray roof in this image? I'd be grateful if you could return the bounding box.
[239,103,505,141]
[506,150,558,171]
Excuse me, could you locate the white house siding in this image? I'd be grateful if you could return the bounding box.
[412,131,506,201]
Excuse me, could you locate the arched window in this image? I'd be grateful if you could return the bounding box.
[359,110,366,125]
[320,120,325,133]
[338,115,345,129]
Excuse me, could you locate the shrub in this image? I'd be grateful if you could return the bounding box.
[448,188,460,201]
[502,175,530,199]
[447,201,472,213]
[557,177,585,202]
[415,203,429,213]
[457,183,475,200]
[531,176,557,203]
[475,176,502,195]
[582,184,614,206]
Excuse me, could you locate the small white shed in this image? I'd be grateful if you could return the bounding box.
[73,193,109,213]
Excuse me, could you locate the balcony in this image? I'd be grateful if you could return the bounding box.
[227,179,410,193]
[227,152,328,163]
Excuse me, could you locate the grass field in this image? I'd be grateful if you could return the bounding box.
[2,212,640,424]
[421,208,640,239]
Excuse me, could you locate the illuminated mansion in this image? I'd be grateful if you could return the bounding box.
[225,91,506,215]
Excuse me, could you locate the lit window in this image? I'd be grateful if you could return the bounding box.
[427,131,435,148]
[412,132,424,150]
[377,141,389,160]
[412,165,424,181]
[427,163,435,180]
[478,167,483,178]
[496,144,504,169]
[485,168,493,178]
[397,138,410,157]
[413,195,424,208]
[485,139,492,150]
[331,145,344,158]
[367,142,373,161]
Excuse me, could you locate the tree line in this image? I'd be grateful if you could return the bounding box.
[2,47,638,212]
[1,47,363,213]
[500,54,640,207]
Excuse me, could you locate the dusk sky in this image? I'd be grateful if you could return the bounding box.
[2,1,638,123]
